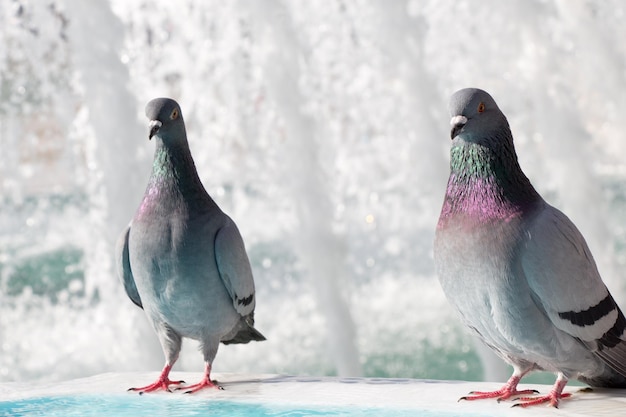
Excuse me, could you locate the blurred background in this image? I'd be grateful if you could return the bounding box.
[1,0,626,385]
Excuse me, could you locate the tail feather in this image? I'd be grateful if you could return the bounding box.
[222,314,266,345]
[580,336,626,388]
[222,327,266,345]
[222,325,266,345]
[589,308,626,386]
[578,366,626,388]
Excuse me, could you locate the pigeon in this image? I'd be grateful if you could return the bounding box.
[434,88,626,408]
[116,97,265,394]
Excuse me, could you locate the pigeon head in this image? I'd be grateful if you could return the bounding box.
[145,97,186,143]
[449,88,511,148]
[443,88,539,214]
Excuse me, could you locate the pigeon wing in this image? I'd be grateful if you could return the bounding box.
[214,217,256,317]
[115,225,143,309]
[522,205,626,376]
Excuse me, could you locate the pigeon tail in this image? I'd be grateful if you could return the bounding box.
[222,326,266,345]
[222,317,266,345]
[578,364,626,388]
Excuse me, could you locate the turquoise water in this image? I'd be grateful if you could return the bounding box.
[0,395,489,417]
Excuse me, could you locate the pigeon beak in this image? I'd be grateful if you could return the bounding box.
[148,120,162,140]
[450,115,467,140]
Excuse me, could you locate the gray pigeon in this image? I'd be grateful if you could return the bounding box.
[116,97,265,394]
[434,88,626,408]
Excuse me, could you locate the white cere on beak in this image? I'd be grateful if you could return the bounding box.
[450,115,468,127]
[148,120,163,139]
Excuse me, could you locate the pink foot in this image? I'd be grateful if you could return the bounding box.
[460,387,539,402]
[128,364,185,394]
[513,392,571,408]
[177,363,223,394]
[128,377,185,394]
[179,376,223,394]
[459,372,537,403]
[513,377,571,408]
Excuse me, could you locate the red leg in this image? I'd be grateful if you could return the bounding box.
[513,375,571,408]
[128,363,185,394]
[460,369,538,402]
[179,363,223,394]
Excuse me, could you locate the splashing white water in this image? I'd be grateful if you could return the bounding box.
[1,0,626,384]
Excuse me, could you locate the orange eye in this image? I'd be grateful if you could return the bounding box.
[477,102,485,113]
[170,108,179,120]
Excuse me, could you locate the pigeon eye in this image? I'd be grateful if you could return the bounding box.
[477,102,485,113]
[170,108,179,120]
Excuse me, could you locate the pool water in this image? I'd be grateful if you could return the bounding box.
[0,395,488,417]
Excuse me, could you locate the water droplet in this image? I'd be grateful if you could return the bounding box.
[68,279,83,293]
